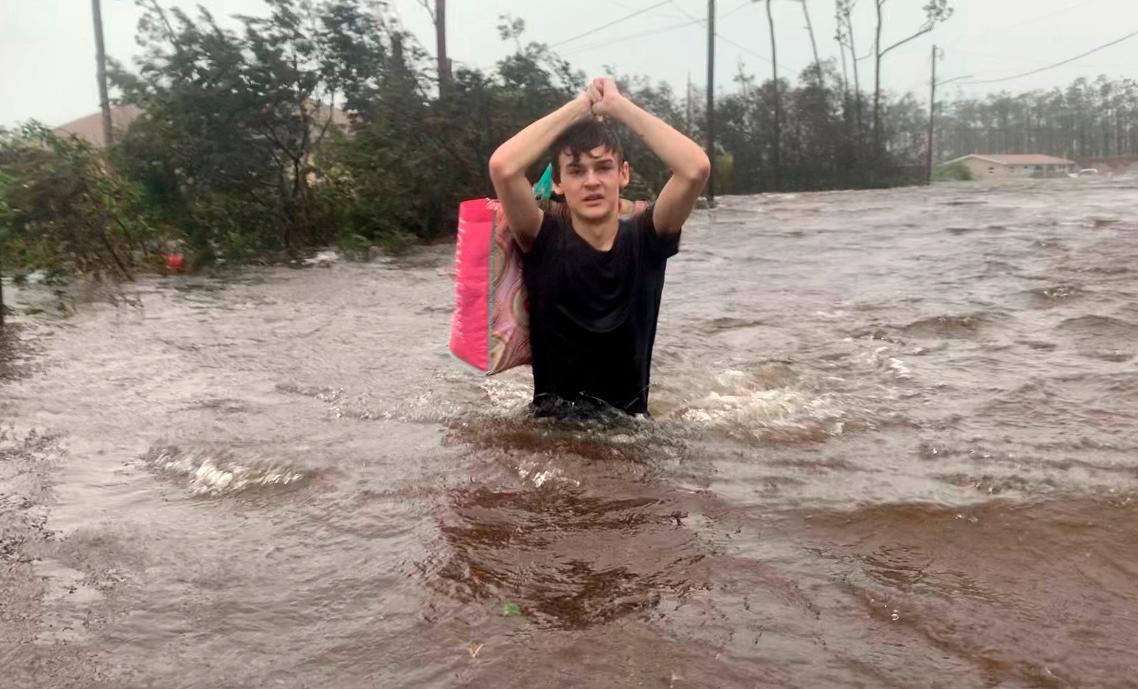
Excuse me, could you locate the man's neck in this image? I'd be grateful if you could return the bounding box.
[568,207,621,251]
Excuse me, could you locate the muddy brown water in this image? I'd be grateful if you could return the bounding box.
[2,178,1137,688]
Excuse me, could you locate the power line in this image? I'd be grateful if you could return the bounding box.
[551,0,673,47]
[669,0,751,23]
[668,0,702,22]
[667,0,769,63]
[673,0,756,24]
[939,0,1097,51]
[721,0,753,20]
[561,17,703,55]
[959,28,1138,85]
[559,1,760,60]
[716,31,771,64]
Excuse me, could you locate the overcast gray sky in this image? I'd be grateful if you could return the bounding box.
[3,0,1137,128]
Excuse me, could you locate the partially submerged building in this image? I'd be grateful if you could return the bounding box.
[942,154,1077,179]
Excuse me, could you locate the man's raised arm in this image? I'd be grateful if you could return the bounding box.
[588,78,710,235]
[488,93,593,252]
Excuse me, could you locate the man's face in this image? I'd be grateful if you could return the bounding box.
[552,146,630,222]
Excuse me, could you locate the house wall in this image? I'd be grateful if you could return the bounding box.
[958,159,1076,179]
[961,158,1012,178]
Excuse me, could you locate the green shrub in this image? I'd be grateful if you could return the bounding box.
[0,123,164,276]
[933,160,974,181]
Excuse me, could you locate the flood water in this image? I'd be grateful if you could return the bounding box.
[2,178,1137,688]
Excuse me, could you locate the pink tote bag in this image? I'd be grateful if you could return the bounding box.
[449,199,648,375]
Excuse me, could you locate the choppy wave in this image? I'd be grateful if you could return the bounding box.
[0,428,60,560]
[677,367,852,443]
[1057,314,1138,338]
[1025,283,1087,305]
[0,322,41,383]
[899,312,997,339]
[143,445,309,496]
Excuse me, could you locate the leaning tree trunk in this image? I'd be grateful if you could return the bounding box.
[872,0,884,161]
[844,9,864,145]
[767,0,782,191]
[837,30,850,99]
[801,1,821,81]
[91,0,114,147]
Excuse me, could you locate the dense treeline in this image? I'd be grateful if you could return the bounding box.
[0,0,1132,283]
[936,76,1138,161]
[717,62,930,192]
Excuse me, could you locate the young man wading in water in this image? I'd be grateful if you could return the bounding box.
[489,77,710,418]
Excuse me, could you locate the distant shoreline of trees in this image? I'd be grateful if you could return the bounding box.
[938,77,1138,162]
[1,0,1136,282]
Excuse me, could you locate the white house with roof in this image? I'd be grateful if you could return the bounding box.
[942,154,1077,179]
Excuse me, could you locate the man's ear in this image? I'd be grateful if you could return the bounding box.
[619,160,630,189]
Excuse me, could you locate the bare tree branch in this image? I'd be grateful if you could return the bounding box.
[880,24,934,57]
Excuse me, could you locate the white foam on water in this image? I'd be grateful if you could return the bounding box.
[679,369,849,441]
[513,456,579,488]
[479,376,535,414]
[145,446,307,496]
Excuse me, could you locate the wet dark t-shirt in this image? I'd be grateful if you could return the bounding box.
[522,206,680,416]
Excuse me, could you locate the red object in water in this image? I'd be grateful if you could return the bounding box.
[165,254,185,272]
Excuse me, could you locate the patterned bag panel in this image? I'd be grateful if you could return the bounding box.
[487,203,531,373]
[452,198,649,375]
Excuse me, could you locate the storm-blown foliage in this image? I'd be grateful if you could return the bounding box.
[0,123,161,277]
[1,0,1133,279]
[105,0,595,261]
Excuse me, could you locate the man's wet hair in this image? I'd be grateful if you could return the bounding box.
[547,120,624,183]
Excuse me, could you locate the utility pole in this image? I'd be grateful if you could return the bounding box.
[91,0,113,147]
[686,72,693,133]
[435,0,451,97]
[926,44,938,184]
[706,0,716,205]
